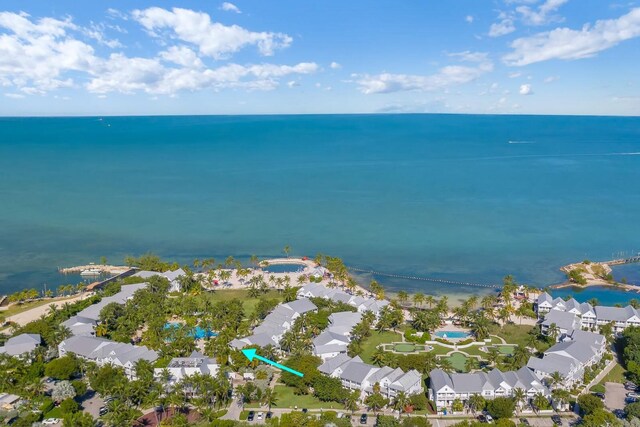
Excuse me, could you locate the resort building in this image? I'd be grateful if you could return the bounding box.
[230,298,318,349]
[540,310,581,339]
[536,292,640,333]
[0,393,21,411]
[133,268,186,293]
[61,315,97,337]
[313,311,362,361]
[0,333,41,358]
[526,329,606,388]
[297,283,390,318]
[319,354,423,399]
[429,367,549,410]
[154,351,219,389]
[59,335,158,380]
[75,283,147,322]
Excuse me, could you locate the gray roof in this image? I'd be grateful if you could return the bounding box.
[314,331,349,346]
[339,360,377,383]
[568,329,605,348]
[243,333,277,348]
[319,353,352,374]
[527,353,577,377]
[430,369,454,391]
[60,335,112,358]
[0,333,41,356]
[390,370,422,391]
[283,298,317,315]
[164,268,186,282]
[541,310,579,331]
[313,343,348,355]
[327,291,354,304]
[537,292,553,305]
[451,372,488,393]
[77,283,147,321]
[329,311,362,329]
[545,341,595,365]
[595,305,639,322]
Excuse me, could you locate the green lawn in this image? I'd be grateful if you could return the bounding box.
[205,289,284,314]
[487,324,535,347]
[445,352,470,372]
[394,343,418,352]
[496,345,516,355]
[360,331,403,363]
[599,362,627,385]
[44,407,64,419]
[269,385,344,410]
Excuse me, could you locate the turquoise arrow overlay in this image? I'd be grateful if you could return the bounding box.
[242,349,304,377]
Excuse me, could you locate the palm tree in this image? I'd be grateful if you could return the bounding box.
[532,393,548,413]
[547,371,563,390]
[437,357,454,373]
[465,357,479,372]
[283,245,291,258]
[392,391,409,418]
[468,394,485,414]
[344,390,360,414]
[371,348,389,366]
[486,347,500,367]
[547,323,561,341]
[513,388,526,414]
[425,295,436,309]
[512,345,529,368]
[397,291,409,306]
[413,292,425,308]
[262,387,278,411]
[471,313,491,340]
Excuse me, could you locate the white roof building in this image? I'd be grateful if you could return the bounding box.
[59,335,158,380]
[133,268,186,293]
[154,351,219,388]
[0,333,41,357]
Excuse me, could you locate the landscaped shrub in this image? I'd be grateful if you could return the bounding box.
[434,338,453,345]
[590,384,605,394]
[457,338,474,346]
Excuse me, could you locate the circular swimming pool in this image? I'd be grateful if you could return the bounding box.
[262,263,306,273]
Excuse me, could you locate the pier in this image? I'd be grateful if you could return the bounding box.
[85,268,138,291]
[606,254,640,265]
[347,267,499,289]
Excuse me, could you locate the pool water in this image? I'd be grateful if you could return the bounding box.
[164,323,217,339]
[434,331,470,339]
[263,263,306,273]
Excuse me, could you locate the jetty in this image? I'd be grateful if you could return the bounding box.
[59,264,131,275]
[347,266,499,290]
[551,254,640,293]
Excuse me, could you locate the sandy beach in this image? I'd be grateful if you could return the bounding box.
[3,293,92,328]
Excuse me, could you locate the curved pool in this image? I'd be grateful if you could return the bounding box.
[164,323,217,339]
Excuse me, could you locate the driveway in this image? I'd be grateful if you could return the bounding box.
[80,391,104,419]
[605,382,626,411]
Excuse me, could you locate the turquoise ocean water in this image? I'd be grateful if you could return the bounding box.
[0,114,639,304]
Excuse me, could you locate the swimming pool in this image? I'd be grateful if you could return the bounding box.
[164,323,217,339]
[434,331,471,340]
[263,263,306,273]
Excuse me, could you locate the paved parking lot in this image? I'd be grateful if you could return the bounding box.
[80,391,105,419]
[605,382,627,411]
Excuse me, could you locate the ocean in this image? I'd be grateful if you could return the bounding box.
[1,114,639,304]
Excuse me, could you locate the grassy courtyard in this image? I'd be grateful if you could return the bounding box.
[487,323,535,348]
[360,331,403,363]
[598,362,628,385]
[267,385,344,410]
[206,289,284,314]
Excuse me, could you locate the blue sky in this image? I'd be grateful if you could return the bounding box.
[1,0,639,116]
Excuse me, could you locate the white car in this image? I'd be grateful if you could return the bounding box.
[257,412,264,420]
[42,419,61,425]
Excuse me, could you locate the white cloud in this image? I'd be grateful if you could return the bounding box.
[489,11,516,37]
[448,51,489,62]
[330,61,341,69]
[519,83,533,95]
[4,92,25,99]
[355,60,493,94]
[0,12,97,91]
[465,15,474,23]
[83,21,122,48]
[516,0,568,26]
[544,75,559,83]
[0,11,317,96]
[508,71,522,78]
[286,80,299,88]
[159,46,204,68]
[86,56,318,94]
[504,8,640,65]
[132,7,292,59]
[220,2,242,14]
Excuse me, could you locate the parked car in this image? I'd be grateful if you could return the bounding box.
[625,381,637,389]
[257,412,263,420]
[360,414,368,424]
[519,418,530,426]
[626,397,639,404]
[551,414,563,425]
[42,419,61,426]
[266,412,273,419]
[627,392,640,398]
[99,407,109,416]
[247,411,255,421]
[477,414,487,423]
[302,408,308,413]
[593,392,606,400]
